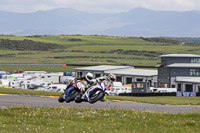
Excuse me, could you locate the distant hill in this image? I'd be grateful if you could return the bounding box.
[0,8,200,37]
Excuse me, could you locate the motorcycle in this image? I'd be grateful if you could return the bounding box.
[75,82,108,104]
[58,80,85,103]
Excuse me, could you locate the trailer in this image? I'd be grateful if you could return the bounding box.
[151,88,177,93]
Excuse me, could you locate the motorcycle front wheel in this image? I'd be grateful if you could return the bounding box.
[89,89,104,104]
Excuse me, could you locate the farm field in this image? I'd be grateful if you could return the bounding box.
[0,106,200,133]
[0,65,76,73]
[1,35,200,71]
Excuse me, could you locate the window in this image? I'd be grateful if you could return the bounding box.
[190,69,200,76]
[77,72,82,77]
[185,84,193,92]
[191,58,200,63]
[162,58,167,65]
[171,85,175,88]
[136,78,143,82]
[95,74,101,78]
[116,76,122,82]
[177,83,181,91]
[134,83,144,88]
[52,87,57,90]
[126,77,132,84]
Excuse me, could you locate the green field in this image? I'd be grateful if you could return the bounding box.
[1,35,200,71]
[0,106,199,133]
[0,65,77,73]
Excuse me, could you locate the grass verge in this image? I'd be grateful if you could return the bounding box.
[106,96,200,105]
[0,88,61,97]
[1,88,200,105]
[0,106,200,133]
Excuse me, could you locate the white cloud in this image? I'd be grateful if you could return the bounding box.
[0,0,200,13]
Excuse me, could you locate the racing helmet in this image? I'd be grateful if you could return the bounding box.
[108,73,116,82]
[85,72,94,81]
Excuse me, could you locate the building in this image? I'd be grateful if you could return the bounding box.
[75,65,132,79]
[157,54,200,92]
[75,65,157,88]
[104,67,157,86]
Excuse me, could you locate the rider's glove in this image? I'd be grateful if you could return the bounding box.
[96,78,100,83]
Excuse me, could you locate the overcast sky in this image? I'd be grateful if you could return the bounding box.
[0,0,200,13]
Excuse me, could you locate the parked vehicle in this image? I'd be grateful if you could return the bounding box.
[151,88,177,93]
[0,79,9,88]
[48,84,67,92]
[106,82,131,95]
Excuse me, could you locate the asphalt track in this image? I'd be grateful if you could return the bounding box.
[0,94,200,114]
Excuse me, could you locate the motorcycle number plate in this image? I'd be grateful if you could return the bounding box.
[77,82,84,88]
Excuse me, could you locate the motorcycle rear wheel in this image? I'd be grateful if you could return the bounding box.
[58,94,65,103]
[66,89,79,103]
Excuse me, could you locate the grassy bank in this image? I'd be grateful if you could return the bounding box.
[107,96,200,105]
[0,88,61,96]
[0,107,199,133]
[1,88,200,105]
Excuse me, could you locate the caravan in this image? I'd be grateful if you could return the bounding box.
[47,84,67,92]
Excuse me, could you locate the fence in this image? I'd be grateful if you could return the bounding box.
[119,92,200,97]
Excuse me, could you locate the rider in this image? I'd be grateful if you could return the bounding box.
[64,72,94,100]
[94,73,116,101]
[95,73,116,89]
[75,72,95,92]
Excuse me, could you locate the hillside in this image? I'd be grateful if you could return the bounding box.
[1,8,200,37]
[0,35,200,66]
[0,38,65,50]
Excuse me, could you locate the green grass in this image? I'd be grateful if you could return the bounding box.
[1,35,200,66]
[0,107,200,133]
[0,35,163,46]
[1,88,200,105]
[0,88,61,96]
[106,96,200,105]
[0,65,77,73]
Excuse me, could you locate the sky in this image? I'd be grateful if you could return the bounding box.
[0,0,200,13]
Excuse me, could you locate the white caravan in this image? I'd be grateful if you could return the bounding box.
[21,79,51,90]
[47,84,67,92]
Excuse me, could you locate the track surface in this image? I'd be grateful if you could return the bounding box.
[0,94,200,114]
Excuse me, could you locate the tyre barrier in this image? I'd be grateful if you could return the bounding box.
[118,92,200,97]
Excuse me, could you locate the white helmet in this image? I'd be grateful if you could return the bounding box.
[85,72,93,81]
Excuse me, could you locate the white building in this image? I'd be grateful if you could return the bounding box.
[75,65,132,78]
[75,65,157,86]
